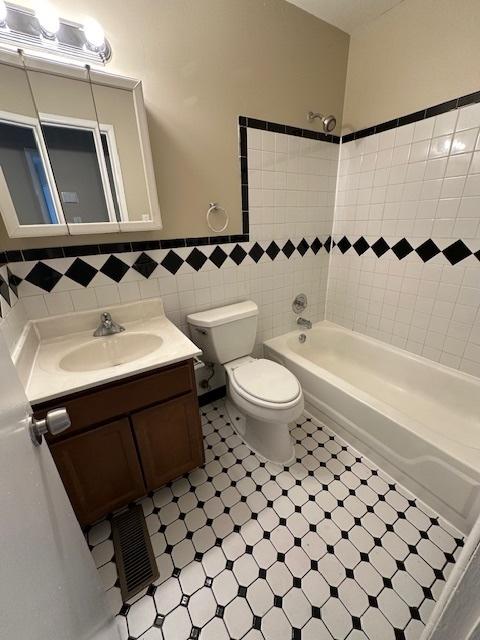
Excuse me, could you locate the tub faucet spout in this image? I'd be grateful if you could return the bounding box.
[297,317,312,330]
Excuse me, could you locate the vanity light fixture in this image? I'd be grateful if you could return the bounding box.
[0,0,7,27]
[36,2,60,39]
[83,18,106,53]
[0,2,111,64]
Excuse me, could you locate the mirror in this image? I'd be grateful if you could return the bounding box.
[28,67,120,233]
[0,60,66,236]
[0,52,161,238]
[91,82,153,225]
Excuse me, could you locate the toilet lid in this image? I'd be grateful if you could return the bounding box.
[232,359,301,404]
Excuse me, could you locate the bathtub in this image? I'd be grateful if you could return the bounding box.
[264,322,480,533]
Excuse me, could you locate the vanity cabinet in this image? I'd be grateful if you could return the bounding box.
[33,359,204,526]
[50,419,145,526]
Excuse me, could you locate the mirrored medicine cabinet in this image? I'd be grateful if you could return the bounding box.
[0,50,161,237]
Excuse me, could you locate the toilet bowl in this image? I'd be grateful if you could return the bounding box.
[225,357,304,464]
[187,301,304,464]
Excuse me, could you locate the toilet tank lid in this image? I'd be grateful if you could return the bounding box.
[187,301,258,328]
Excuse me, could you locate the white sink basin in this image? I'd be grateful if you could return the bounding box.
[18,299,202,404]
[59,332,164,372]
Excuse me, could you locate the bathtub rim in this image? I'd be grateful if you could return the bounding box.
[264,321,480,472]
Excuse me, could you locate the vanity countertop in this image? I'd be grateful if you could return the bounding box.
[14,299,201,405]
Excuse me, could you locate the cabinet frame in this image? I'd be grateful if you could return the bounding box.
[34,359,204,525]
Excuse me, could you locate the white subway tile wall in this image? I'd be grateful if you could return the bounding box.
[246,129,338,242]
[327,103,480,377]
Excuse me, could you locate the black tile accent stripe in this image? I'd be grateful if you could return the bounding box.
[6,236,479,295]
[239,119,249,233]
[0,235,248,264]
[341,87,480,143]
[240,115,340,145]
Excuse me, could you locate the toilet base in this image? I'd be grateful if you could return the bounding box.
[225,398,296,465]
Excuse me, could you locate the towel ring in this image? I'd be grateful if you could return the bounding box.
[206,202,228,233]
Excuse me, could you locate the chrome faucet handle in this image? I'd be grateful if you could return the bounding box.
[93,311,125,337]
[101,312,113,328]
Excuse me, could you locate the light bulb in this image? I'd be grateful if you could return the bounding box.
[84,18,105,52]
[36,2,60,38]
[0,1,7,27]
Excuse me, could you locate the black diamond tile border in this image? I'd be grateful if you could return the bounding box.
[161,250,184,275]
[331,236,479,265]
[442,240,472,265]
[392,238,414,260]
[65,258,98,287]
[25,261,62,292]
[337,236,351,254]
[416,239,441,263]
[100,255,130,283]
[249,243,264,263]
[229,244,247,265]
[5,234,480,294]
[0,265,21,318]
[0,273,11,308]
[210,246,228,268]
[353,237,369,256]
[132,252,158,278]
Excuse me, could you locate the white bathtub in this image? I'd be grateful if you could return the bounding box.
[264,322,480,533]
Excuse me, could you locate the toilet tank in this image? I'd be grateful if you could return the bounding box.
[187,301,258,364]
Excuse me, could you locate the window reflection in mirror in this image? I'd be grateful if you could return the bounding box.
[42,123,112,225]
[0,63,64,234]
[0,120,59,224]
[27,69,121,230]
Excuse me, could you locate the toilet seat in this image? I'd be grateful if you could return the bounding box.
[227,358,302,409]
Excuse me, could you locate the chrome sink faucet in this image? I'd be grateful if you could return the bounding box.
[297,316,312,330]
[93,312,125,337]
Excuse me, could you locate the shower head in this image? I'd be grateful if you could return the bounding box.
[308,111,337,133]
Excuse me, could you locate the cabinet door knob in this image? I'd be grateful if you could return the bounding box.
[30,408,71,446]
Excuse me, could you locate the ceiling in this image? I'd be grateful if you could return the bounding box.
[286,0,404,34]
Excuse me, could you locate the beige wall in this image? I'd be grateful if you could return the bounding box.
[343,0,480,133]
[0,0,349,250]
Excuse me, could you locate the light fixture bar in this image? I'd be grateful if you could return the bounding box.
[0,2,111,65]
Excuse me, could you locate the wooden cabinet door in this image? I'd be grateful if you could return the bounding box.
[50,418,145,526]
[133,394,204,491]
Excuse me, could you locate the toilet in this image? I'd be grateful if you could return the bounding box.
[187,301,303,464]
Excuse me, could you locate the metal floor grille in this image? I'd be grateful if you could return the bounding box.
[112,505,158,601]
